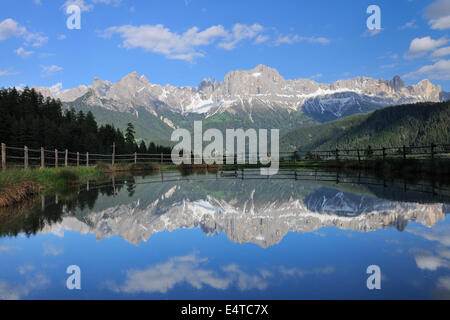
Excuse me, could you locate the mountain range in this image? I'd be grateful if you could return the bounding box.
[35,65,450,144]
[281,100,450,151]
[37,176,448,247]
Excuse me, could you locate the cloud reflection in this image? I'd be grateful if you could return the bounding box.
[106,253,335,295]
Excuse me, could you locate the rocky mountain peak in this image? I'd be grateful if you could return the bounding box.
[34,65,448,119]
[219,64,286,96]
[124,71,139,79]
[389,75,405,92]
[92,77,112,97]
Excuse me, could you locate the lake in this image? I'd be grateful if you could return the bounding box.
[1,169,450,300]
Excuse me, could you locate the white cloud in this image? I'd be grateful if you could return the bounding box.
[15,47,33,58]
[104,253,338,296]
[309,73,323,79]
[424,0,450,30]
[62,0,122,12]
[103,23,229,62]
[102,22,329,61]
[218,23,264,50]
[24,32,48,47]
[430,16,450,30]
[409,226,450,247]
[0,18,47,47]
[299,36,330,45]
[381,63,398,69]
[42,243,64,256]
[274,34,300,46]
[39,52,56,57]
[412,249,450,271]
[363,28,383,37]
[406,36,448,58]
[62,0,93,12]
[105,254,274,294]
[49,83,63,93]
[0,281,21,300]
[0,18,26,41]
[92,0,121,5]
[437,248,450,259]
[0,68,19,76]
[378,52,399,60]
[18,265,35,275]
[0,270,50,300]
[274,34,329,46]
[41,65,63,77]
[437,276,450,291]
[399,19,417,30]
[279,266,335,277]
[404,59,450,80]
[253,34,269,45]
[221,264,269,291]
[431,46,450,58]
[33,0,42,5]
[0,245,20,253]
[57,34,67,40]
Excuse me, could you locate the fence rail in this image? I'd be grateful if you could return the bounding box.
[1,142,450,171]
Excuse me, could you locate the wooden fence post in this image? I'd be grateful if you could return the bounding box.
[134,152,137,164]
[55,149,58,168]
[382,147,386,161]
[41,194,45,211]
[41,147,45,169]
[293,151,297,163]
[2,143,6,171]
[86,152,89,167]
[403,145,406,160]
[431,143,435,159]
[77,152,80,167]
[112,142,115,166]
[335,148,339,161]
[65,149,68,167]
[24,146,28,170]
[357,149,361,163]
[160,153,163,164]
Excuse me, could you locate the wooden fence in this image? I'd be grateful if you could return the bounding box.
[289,143,450,162]
[1,142,450,171]
[0,143,172,170]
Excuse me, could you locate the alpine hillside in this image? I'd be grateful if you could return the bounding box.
[35,65,450,144]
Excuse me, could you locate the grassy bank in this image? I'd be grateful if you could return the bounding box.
[0,167,104,207]
[281,158,450,184]
[94,161,161,173]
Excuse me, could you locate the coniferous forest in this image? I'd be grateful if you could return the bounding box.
[0,88,171,155]
[281,101,450,151]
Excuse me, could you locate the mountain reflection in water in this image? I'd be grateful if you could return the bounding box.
[1,169,450,300]
[2,170,449,247]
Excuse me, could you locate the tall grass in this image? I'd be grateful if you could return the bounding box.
[0,167,103,190]
[94,162,160,173]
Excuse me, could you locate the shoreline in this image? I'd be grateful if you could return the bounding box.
[2,159,450,208]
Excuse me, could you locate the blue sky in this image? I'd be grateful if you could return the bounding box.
[1,0,449,90]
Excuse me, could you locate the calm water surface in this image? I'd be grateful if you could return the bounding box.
[1,169,450,299]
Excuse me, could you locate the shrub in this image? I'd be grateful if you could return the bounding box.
[130,162,160,172]
[56,169,80,184]
[95,162,111,170]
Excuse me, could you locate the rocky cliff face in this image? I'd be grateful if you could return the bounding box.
[41,187,447,248]
[35,65,448,122]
